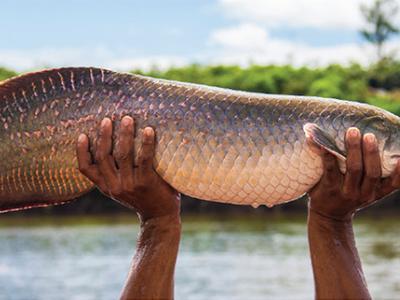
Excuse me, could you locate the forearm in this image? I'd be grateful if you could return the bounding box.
[307,209,370,300]
[120,214,181,300]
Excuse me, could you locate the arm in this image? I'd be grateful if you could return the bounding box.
[307,128,400,299]
[125,214,180,300]
[76,116,181,300]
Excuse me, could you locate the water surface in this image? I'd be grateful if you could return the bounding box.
[0,215,399,300]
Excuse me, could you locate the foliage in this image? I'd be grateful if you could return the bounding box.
[0,67,17,81]
[367,58,400,90]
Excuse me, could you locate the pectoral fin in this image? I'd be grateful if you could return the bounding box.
[303,123,346,161]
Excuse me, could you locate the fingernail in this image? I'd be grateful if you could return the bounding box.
[347,127,359,138]
[101,118,111,127]
[364,133,376,144]
[144,127,154,138]
[122,116,133,127]
[78,134,86,143]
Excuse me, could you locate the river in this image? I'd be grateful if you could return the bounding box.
[0,215,399,300]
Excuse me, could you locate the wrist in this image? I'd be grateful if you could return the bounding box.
[308,207,353,227]
[140,213,181,231]
[137,213,181,251]
[308,198,354,222]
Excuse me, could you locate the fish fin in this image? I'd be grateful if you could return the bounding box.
[0,67,114,100]
[356,116,389,134]
[303,123,346,161]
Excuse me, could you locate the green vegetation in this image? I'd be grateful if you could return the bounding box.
[0,67,17,81]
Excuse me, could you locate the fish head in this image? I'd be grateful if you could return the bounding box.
[381,128,400,177]
[357,115,400,177]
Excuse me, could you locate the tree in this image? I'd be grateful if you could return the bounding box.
[360,0,400,61]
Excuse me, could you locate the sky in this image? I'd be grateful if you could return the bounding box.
[1,0,400,71]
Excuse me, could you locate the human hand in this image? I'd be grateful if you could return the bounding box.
[308,127,400,221]
[76,116,180,222]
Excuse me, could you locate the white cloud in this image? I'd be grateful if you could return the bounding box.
[0,47,189,72]
[106,56,188,70]
[210,23,270,51]
[218,0,400,29]
[208,23,398,66]
[209,1,400,66]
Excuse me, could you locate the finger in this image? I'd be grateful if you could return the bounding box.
[95,118,119,186]
[138,127,155,171]
[76,133,105,187]
[343,127,362,195]
[115,116,135,179]
[361,133,381,201]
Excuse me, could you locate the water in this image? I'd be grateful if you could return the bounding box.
[0,215,399,300]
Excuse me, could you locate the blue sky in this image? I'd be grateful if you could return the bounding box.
[1,0,399,71]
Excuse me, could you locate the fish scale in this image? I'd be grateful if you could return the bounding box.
[1,67,400,212]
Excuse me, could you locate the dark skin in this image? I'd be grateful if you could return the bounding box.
[77,118,399,300]
[76,116,180,300]
[307,127,400,299]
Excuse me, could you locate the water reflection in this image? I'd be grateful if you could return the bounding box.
[0,216,398,300]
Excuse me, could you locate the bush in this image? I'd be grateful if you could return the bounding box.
[368,59,400,90]
[0,67,17,81]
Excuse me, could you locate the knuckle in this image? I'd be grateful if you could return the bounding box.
[121,127,133,136]
[365,170,380,180]
[115,152,130,162]
[110,187,123,198]
[343,188,359,200]
[369,150,379,158]
[139,152,153,165]
[347,162,362,173]
[95,151,107,162]
[365,166,381,181]
[325,187,338,197]
[121,181,134,193]
[347,142,359,150]
[134,183,149,193]
[140,156,152,165]
[97,131,106,139]
[143,140,154,146]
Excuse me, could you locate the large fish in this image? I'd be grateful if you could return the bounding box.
[1,67,399,212]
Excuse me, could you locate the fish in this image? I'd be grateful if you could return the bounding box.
[1,67,400,212]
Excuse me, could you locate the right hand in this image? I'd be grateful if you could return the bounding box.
[76,116,181,222]
[308,127,400,221]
